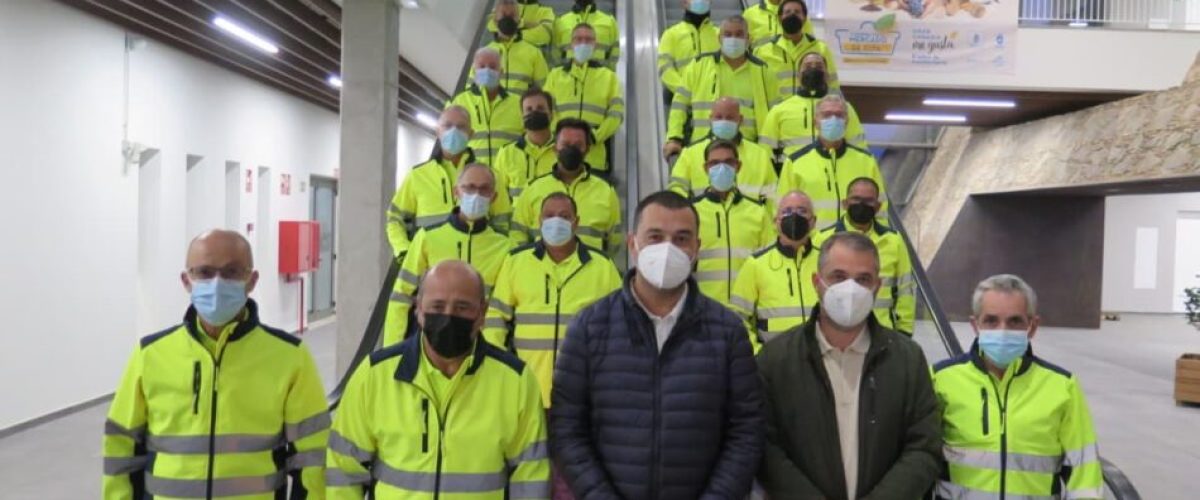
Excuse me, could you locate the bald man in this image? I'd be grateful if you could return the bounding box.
[730,190,822,353]
[328,261,550,499]
[667,96,779,208]
[104,229,329,499]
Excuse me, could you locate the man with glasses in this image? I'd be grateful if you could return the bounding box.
[730,190,820,353]
[812,177,915,335]
[758,232,941,499]
[103,229,329,499]
[384,164,514,346]
[932,275,1104,499]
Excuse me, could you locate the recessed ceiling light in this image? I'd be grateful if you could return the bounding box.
[213,16,279,54]
[416,112,438,129]
[401,0,420,8]
[1068,21,1088,28]
[327,76,343,88]
[923,97,1016,108]
[885,113,967,123]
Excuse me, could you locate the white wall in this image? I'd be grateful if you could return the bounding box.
[0,1,433,430]
[813,23,1200,93]
[1102,192,1200,313]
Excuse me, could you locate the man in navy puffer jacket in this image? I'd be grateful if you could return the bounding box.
[550,191,764,499]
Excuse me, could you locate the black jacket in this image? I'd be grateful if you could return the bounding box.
[758,305,942,499]
[550,270,764,499]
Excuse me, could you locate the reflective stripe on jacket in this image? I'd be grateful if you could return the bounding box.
[729,240,820,353]
[103,300,329,499]
[483,239,622,407]
[384,211,513,346]
[692,190,776,307]
[933,343,1104,499]
[327,335,550,499]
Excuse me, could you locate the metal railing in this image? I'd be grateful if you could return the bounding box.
[797,0,1200,30]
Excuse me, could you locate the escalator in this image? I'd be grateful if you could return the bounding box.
[327,1,1142,498]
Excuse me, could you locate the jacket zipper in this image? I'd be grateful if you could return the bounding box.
[434,400,454,499]
[421,399,430,453]
[980,387,990,435]
[723,205,733,300]
[205,346,227,500]
[714,212,722,238]
[831,154,841,219]
[551,264,587,369]
[467,231,474,262]
[991,375,1017,499]
[192,361,201,414]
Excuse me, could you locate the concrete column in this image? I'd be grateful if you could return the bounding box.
[335,0,399,377]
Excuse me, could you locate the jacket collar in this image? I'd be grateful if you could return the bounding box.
[491,29,524,44]
[392,332,489,383]
[813,141,848,159]
[184,299,261,344]
[683,10,710,28]
[834,215,891,237]
[516,133,553,150]
[775,238,813,259]
[572,3,596,14]
[446,208,490,234]
[966,338,1037,378]
[469,83,509,100]
[702,132,744,145]
[552,166,591,184]
[429,146,478,164]
[800,304,891,366]
[532,238,592,264]
[619,268,702,347]
[700,188,745,205]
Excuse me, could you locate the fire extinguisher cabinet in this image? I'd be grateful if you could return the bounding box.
[278,221,320,274]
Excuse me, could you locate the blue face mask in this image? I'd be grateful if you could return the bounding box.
[191,278,248,326]
[978,329,1030,368]
[540,216,575,247]
[474,67,500,90]
[572,44,594,64]
[459,192,491,220]
[688,0,711,15]
[711,119,739,140]
[819,116,847,142]
[707,163,737,192]
[440,127,469,155]
[721,37,747,59]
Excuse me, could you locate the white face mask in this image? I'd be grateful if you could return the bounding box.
[636,241,692,290]
[820,278,875,328]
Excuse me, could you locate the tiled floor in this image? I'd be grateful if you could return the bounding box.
[1,314,1196,498]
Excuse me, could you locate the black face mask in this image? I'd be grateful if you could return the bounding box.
[781,15,805,35]
[800,69,828,97]
[780,213,811,240]
[497,16,520,37]
[558,146,585,171]
[847,202,878,224]
[523,111,550,131]
[575,0,594,8]
[422,313,476,358]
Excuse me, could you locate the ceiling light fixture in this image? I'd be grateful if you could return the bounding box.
[885,113,968,123]
[401,0,420,8]
[1068,21,1089,28]
[416,112,439,129]
[327,76,343,88]
[923,97,1016,108]
[213,16,279,54]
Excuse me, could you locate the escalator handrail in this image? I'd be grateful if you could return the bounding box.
[327,0,501,406]
[885,203,964,357]
[1102,457,1143,500]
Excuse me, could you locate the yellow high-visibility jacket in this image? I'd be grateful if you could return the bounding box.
[511,169,622,255]
[552,5,620,66]
[729,240,820,353]
[812,217,915,334]
[744,1,816,48]
[668,52,779,144]
[486,1,555,48]
[933,347,1104,500]
[327,335,550,499]
[776,142,887,229]
[468,34,549,94]
[542,61,624,172]
[384,212,513,346]
[483,240,622,408]
[386,150,512,258]
[692,190,776,307]
[759,94,868,156]
[103,301,329,500]
[492,134,558,202]
[753,34,839,99]
[668,135,779,210]
[657,17,720,94]
[448,86,524,166]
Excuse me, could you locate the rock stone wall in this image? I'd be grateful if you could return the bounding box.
[904,53,1200,264]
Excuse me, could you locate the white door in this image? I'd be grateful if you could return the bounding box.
[1172,212,1200,312]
